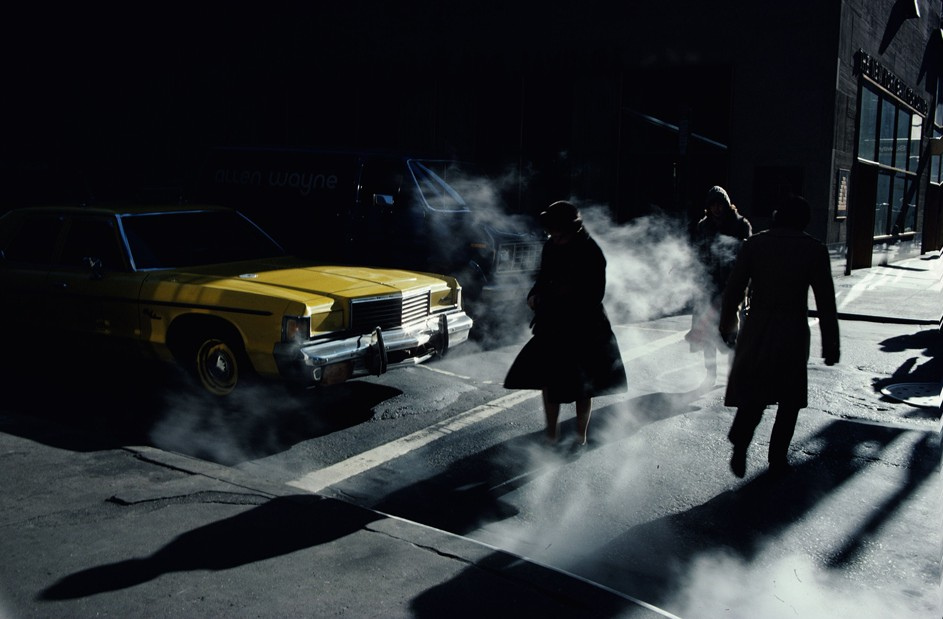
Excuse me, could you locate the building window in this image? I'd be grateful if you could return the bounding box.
[873,171,917,236]
[857,81,922,237]
[908,113,922,172]
[878,98,898,167]
[874,172,890,236]
[931,75,943,185]
[858,85,879,161]
[932,128,943,184]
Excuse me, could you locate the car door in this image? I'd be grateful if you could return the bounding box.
[50,214,145,350]
[0,210,64,347]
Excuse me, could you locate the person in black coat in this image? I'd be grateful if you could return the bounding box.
[687,186,752,380]
[504,201,627,446]
[719,195,840,478]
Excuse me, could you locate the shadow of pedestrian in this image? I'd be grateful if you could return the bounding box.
[876,328,940,364]
[364,384,713,538]
[872,328,942,417]
[567,418,940,610]
[37,495,381,601]
[409,549,640,619]
[604,380,718,430]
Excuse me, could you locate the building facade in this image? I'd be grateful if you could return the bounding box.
[836,1,943,269]
[10,1,943,274]
[281,1,943,269]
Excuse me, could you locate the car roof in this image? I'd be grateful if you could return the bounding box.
[4,204,231,218]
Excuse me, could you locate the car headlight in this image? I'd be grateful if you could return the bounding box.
[282,315,311,342]
[432,284,462,309]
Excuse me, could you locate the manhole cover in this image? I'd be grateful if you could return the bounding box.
[880,382,942,409]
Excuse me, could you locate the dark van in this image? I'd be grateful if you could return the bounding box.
[194,147,544,323]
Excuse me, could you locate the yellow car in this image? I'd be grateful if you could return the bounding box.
[0,204,472,396]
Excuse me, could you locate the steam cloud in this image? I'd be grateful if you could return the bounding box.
[148,385,315,467]
[142,170,936,618]
[581,204,706,325]
[674,552,915,619]
[452,195,937,618]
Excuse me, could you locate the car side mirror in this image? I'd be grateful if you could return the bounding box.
[83,256,104,280]
[373,194,395,209]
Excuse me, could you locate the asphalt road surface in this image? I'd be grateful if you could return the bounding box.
[3,312,939,618]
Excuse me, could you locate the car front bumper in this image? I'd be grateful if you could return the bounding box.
[274,309,473,387]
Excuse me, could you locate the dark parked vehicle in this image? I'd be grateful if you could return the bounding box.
[194,147,544,321]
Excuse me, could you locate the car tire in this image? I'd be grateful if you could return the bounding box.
[193,335,245,396]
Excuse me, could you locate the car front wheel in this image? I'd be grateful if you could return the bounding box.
[195,337,242,396]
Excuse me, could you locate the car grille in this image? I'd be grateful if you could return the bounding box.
[349,290,430,332]
[496,242,542,273]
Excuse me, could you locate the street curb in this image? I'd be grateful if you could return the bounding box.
[809,310,941,326]
[122,445,679,618]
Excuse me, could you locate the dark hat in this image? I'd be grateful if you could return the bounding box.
[772,194,811,231]
[539,200,582,232]
[706,185,731,208]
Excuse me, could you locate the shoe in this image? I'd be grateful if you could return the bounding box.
[729,448,746,478]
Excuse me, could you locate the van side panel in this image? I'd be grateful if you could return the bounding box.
[199,148,363,261]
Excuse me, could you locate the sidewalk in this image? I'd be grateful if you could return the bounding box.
[826,249,943,326]
[1,251,941,619]
[827,250,943,411]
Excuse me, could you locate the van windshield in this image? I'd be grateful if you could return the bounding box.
[407,160,472,212]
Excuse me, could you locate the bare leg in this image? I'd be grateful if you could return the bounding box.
[542,390,560,443]
[703,345,717,381]
[575,398,593,445]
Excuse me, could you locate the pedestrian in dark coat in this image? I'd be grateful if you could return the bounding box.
[687,185,752,380]
[504,201,627,446]
[720,194,840,478]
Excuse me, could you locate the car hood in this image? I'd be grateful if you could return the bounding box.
[159,257,449,303]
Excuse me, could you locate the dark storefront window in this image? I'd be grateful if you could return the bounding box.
[874,173,890,236]
[859,83,921,172]
[889,174,914,234]
[878,98,897,167]
[857,81,922,238]
[858,85,879,161]
[932,77,943,184]
[896,110,909,168]
[873,171,916,236]
[907,112,922,172]
[932,128,942,184]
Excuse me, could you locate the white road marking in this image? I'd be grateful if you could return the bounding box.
[417,364,472,380]
[621,330,687,360]
[287,390,539,493]
[287,328,687,493]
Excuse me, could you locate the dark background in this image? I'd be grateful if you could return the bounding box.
[2,2,738,220]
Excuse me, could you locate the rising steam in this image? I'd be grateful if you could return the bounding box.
[145,170,926,618]
[580,204,706,325]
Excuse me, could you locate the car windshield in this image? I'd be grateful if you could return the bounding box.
[408,160,472,212]
[121,209,285,270]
